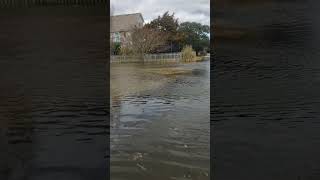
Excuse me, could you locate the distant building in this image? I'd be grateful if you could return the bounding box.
[110,13,144,46]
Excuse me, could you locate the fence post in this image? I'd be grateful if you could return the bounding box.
[110,53,183,64]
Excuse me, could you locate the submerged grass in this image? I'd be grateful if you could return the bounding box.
[143,67,193,75]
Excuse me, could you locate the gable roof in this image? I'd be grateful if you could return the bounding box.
[111,13,144,33]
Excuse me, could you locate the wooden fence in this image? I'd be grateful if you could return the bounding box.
[110,55,142,63]
[111,53,182,64]
[0,0,107,7]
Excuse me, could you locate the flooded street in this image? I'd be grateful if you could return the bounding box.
[213,1,320,179]
[111,60,210,179]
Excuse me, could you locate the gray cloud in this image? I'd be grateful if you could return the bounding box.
[111,0,210,25]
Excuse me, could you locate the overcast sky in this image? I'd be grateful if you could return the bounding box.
[110,0,210,25]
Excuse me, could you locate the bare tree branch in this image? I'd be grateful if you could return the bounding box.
[130,26,168,56]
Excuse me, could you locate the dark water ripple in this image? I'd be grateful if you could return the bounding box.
[213,1,320,179]
[0,13,107,180]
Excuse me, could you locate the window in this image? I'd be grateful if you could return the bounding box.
[112,32,121,43]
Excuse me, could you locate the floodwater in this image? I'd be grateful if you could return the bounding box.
[213,1,320,180]
[0,10,107,180]
[111,60,210,180]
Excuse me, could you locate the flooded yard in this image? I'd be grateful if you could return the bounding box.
[111,60,210,179]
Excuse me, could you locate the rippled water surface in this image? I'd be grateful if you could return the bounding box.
[111,60,210,180]
[0,11,107,180]
[214,1,320,180]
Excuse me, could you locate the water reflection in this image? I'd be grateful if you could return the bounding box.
[111,61,210,179]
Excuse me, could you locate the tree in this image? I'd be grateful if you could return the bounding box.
[145,11,181,52]
[178,22,210,55]
[130,26,168,57]
[146,11,179,36]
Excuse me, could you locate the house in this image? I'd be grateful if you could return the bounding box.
[110,13,144,46]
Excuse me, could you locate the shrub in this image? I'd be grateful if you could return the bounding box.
[111,42,121,55]
[181,45,196,62]
[119,46,134,55]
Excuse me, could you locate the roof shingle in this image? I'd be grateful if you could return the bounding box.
[110,13,144,33]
